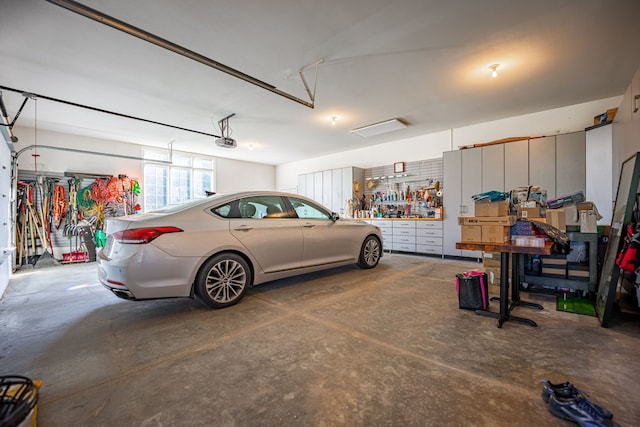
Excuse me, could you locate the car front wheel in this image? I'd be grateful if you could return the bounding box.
[358,235,381,269]
[195,253,252,308]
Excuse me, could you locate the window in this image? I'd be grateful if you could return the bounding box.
[143,149,215,212]
[213,196,292,219]
[288,197,331,220]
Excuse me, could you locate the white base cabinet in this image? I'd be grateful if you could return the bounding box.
[366,219,443,256]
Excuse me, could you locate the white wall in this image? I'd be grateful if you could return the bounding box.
[215,157,275,193]
[276,96,622,190]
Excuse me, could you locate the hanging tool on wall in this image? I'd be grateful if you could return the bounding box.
[53,184,67,229]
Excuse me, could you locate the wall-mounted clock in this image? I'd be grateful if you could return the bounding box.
[394,162,405,173]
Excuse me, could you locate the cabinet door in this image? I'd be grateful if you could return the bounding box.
[342,167,354,212]
[322,170,332,208]
[482,144,504,192]
[505,139,529,191]
[461,148,482,215]
[461,148,482,257]
[331,168,343,214]
[304,173,314,200]
[556,131,586,197]
[443,150,462,256]
[529,136,556,199]
[313,172,323,204]
[586,125,613,225]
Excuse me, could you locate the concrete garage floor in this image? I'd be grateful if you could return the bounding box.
[2,255,640,427]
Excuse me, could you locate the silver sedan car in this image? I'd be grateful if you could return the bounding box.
[97,191,383,308]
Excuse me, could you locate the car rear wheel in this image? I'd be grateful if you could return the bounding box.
[195,253,252,308]
[358,235,381,269]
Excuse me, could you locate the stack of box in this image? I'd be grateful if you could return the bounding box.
[482,251,511,290]
[459,200,515,243]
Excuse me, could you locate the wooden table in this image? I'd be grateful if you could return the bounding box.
[456,241,553,328]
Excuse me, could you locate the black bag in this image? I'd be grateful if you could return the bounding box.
[456,271,489,310]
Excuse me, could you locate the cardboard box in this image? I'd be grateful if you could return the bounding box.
[564,204,579,225]
[458,216,517,226]
[482,251,501,268]
[461,225,482,242]
[474,200,509,217]
[546,208,566,231]
[483,266,508,290]
[517,206,542,218]
[577,201,595,211]
[482,225,510,243]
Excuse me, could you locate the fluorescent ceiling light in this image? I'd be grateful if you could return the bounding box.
[350,118,407,137]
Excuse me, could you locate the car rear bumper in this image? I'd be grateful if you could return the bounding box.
[97,245,200,300]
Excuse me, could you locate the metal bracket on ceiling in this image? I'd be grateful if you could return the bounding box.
[218,113,236,138]
[46,0,316,109]
[299,59,324,105]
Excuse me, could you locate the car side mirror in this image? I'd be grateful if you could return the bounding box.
[331,212,339,222]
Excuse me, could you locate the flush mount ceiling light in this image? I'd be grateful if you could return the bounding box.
[329,115,339,125]
[490,64,500,78]
[350,118,407,137]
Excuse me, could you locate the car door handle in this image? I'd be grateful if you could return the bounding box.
[303,224,315,228]
[234,226,253,231]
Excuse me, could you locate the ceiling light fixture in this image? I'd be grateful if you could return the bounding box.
[330,116,339,126]
[490,64,500,78]
[350,118,407,137]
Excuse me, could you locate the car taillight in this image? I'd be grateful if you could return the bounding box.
[113,226,183,244]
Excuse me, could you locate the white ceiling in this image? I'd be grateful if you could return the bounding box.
[2,0,640,165]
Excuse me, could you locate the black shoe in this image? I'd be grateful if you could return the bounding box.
[541,380,613,419]
[546,393,620,427]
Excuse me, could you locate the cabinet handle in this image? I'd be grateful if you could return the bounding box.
[634,94,640,113]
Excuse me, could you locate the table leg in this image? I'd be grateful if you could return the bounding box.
[475,252,510,326]
[510,253,543,311]
[475,252,538,328]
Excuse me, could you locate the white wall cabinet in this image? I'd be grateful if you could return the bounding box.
[482,144,505,192]
[443,148,482,258]
[586,124,614,225]
[298,167,364,215]
[504,139,529,191]
[443,132,586,257]
[556,132,586,197]
[529,136,557,199]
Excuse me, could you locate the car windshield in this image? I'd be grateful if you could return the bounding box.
[150,193,227,213]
